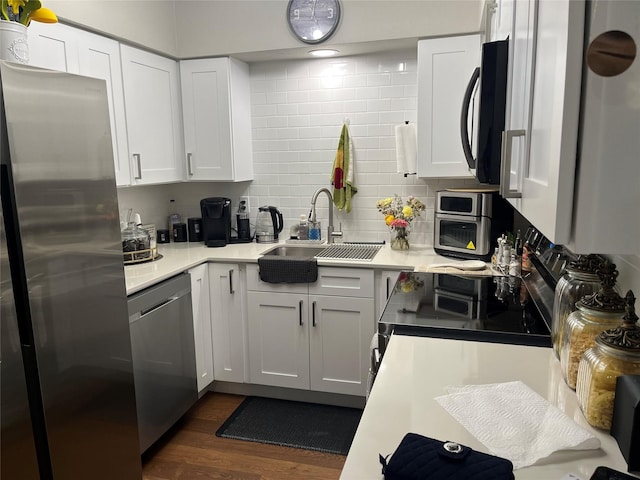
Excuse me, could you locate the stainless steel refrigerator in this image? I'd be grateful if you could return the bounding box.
[0,61,142,478]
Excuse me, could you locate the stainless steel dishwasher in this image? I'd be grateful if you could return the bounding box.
[127,273,197,453]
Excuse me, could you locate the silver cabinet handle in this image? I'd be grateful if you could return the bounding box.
[386,277,390,299]
[187,153,193,176]
[500,130,525,198]
[229,269,234,294]
[133,153,142,180]
[312,301,316,327]
[299,300,303,326]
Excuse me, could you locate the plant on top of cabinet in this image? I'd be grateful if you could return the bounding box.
[180,57,253,182]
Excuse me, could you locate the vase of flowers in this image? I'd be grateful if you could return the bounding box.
[376,194,426,250]
[1,0,57,64]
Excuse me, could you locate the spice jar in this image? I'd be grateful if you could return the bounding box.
[576,291,640,430]
[560,261,625,390]
[552,255,605,359]
[121,222,151,262]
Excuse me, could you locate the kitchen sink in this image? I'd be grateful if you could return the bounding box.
[262,245,327,257]
[262,243,382,261]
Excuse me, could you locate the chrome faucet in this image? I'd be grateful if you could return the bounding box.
[309,187,342,244]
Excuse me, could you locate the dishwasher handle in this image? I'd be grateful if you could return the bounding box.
[129,286,191,323]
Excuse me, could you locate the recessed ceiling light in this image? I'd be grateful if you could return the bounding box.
[309,49,339,57]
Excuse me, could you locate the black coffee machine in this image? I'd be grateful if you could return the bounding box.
[201,197,231,247]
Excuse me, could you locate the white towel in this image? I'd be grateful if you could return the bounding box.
[435,381,601,469]
[395,123,417,174]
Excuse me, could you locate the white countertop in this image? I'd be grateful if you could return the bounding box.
[124,241,447,295]
[340,335,636,480]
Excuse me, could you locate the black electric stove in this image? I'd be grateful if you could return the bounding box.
[378,270,552,349]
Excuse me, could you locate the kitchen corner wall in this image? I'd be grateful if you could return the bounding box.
[118,48,482,246]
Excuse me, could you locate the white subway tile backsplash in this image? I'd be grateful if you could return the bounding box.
[276,78,299,92]
[266,91,287,104]
[355,87,380,100]
[266,116,288,128]
[366,98,392,111]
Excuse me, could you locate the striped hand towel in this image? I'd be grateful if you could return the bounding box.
[331,123,357,212]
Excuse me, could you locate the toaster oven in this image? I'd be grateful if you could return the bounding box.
[434,190,513,261]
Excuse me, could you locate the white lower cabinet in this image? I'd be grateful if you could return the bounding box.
[189,264,214,393]
[247,266,375,396]
[209,263,247,383]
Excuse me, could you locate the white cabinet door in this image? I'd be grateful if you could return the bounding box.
[502,0,584,245]
[27,22,79,72]
[76,32,131,186]
[189,264,213,393]
[209,263,247,383]
[515,0,584,245]
[180,57,253,182]
[247,291,310,390]
[309,295,375,396]
[501,0,536,199]
[417,35,480,179]
[120,45,184,185]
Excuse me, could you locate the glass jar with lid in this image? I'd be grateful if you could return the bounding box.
[552,255,606,359]
[121,222,151,262]
[576,290,640,430]
[560,261,626,389]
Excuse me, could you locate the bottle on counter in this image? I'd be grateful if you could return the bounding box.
[509,253,521,277]
[576,290,640,430]
[298,214,309,240]
[168,199,181,239]
[560,261,626,390]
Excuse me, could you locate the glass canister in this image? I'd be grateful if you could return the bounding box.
[560,261,626,389]
[121,222,151,262]
[552,255,605,359]
[576,290,640,430]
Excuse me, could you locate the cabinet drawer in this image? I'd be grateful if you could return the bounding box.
[246,264,309,294]
[309,267,374,298]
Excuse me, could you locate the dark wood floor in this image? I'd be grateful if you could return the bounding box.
[141,392,346,480]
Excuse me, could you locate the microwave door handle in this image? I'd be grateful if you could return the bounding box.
[460,67,480,171]
[500,129,525,198]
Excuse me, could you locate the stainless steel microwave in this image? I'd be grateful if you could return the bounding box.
[434,190,513,261]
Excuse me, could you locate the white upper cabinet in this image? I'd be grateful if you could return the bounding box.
[417,34,480,179]
[120,45,184,185]
[180,58,253,182]
[28,23,131,186]
[501,0,585,246]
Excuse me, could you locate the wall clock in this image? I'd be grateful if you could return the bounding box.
[287,0,341,44]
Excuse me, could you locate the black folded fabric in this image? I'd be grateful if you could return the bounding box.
[380,433,514,480]
[257,256,318,283]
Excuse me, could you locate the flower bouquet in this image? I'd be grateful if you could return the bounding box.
[1,0,57,25]
[394,272,425,293]
[376,194,426,250]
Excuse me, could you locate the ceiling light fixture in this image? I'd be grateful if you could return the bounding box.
[309,49,339,57]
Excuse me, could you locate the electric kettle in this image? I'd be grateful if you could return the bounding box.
[255,206,283,243]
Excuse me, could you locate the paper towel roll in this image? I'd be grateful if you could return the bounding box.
[395,123,417,174]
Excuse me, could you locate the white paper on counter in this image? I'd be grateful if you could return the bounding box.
[434,381,601,469]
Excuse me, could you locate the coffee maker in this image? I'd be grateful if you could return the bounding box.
[200,197,231,247]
